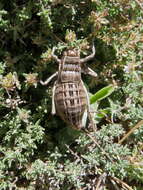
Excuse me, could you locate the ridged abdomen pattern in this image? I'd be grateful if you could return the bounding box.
[54,82,87,129]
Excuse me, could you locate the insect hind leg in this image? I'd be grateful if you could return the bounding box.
[81,80,96,131]
[51,82,56,115]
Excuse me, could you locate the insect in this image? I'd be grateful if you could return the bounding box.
[40,43,97,130]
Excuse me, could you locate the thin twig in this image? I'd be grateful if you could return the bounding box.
[50,32,65,43]
[110,176,134,190]
[95,172,107,190]
[134,0,143,10]
[65,144,84,164]
[110,179,121,190]
[83,130,113,162]
[118,120,143,144]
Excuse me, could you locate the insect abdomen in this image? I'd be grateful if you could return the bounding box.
[54,82,87,129]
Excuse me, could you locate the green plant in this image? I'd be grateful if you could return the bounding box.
[0,0,143,189]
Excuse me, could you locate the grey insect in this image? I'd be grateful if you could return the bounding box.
[40,44,97,130]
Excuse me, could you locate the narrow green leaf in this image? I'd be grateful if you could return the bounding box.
[90,85,115,104]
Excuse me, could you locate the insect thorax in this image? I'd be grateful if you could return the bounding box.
[58,56,81,83]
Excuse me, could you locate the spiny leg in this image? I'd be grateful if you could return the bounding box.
[40,72,58,86]
[82,109,88,129]
[52,47,61,63]
[51,82,56,115]
[80,42,96,63]
[81,65,97,78]
[81,80,96,131]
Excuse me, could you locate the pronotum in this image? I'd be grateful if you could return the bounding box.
[40,43,97,130]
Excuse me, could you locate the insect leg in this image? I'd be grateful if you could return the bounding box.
[51,82,56,115]
[40,72,58,86]
[52,47,61,63]
[80,43,96,63]
[82,65,97,78]
[81,80,96,130]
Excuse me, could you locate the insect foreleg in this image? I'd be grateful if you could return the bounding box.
[51,82,56,115]
[52,47,61,63]
[82,65,97,78]
[80,43,96,63]
[40,72,58,86]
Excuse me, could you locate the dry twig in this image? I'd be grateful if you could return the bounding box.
[135,0,143,10]
[110,176,134,190]
[95,172,107,190]
[84,130,113,162]
[118,120,143,144]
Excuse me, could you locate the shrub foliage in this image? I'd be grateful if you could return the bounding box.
[0,0,143,189]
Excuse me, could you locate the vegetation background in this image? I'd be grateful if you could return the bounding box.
[0,0,143,189]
